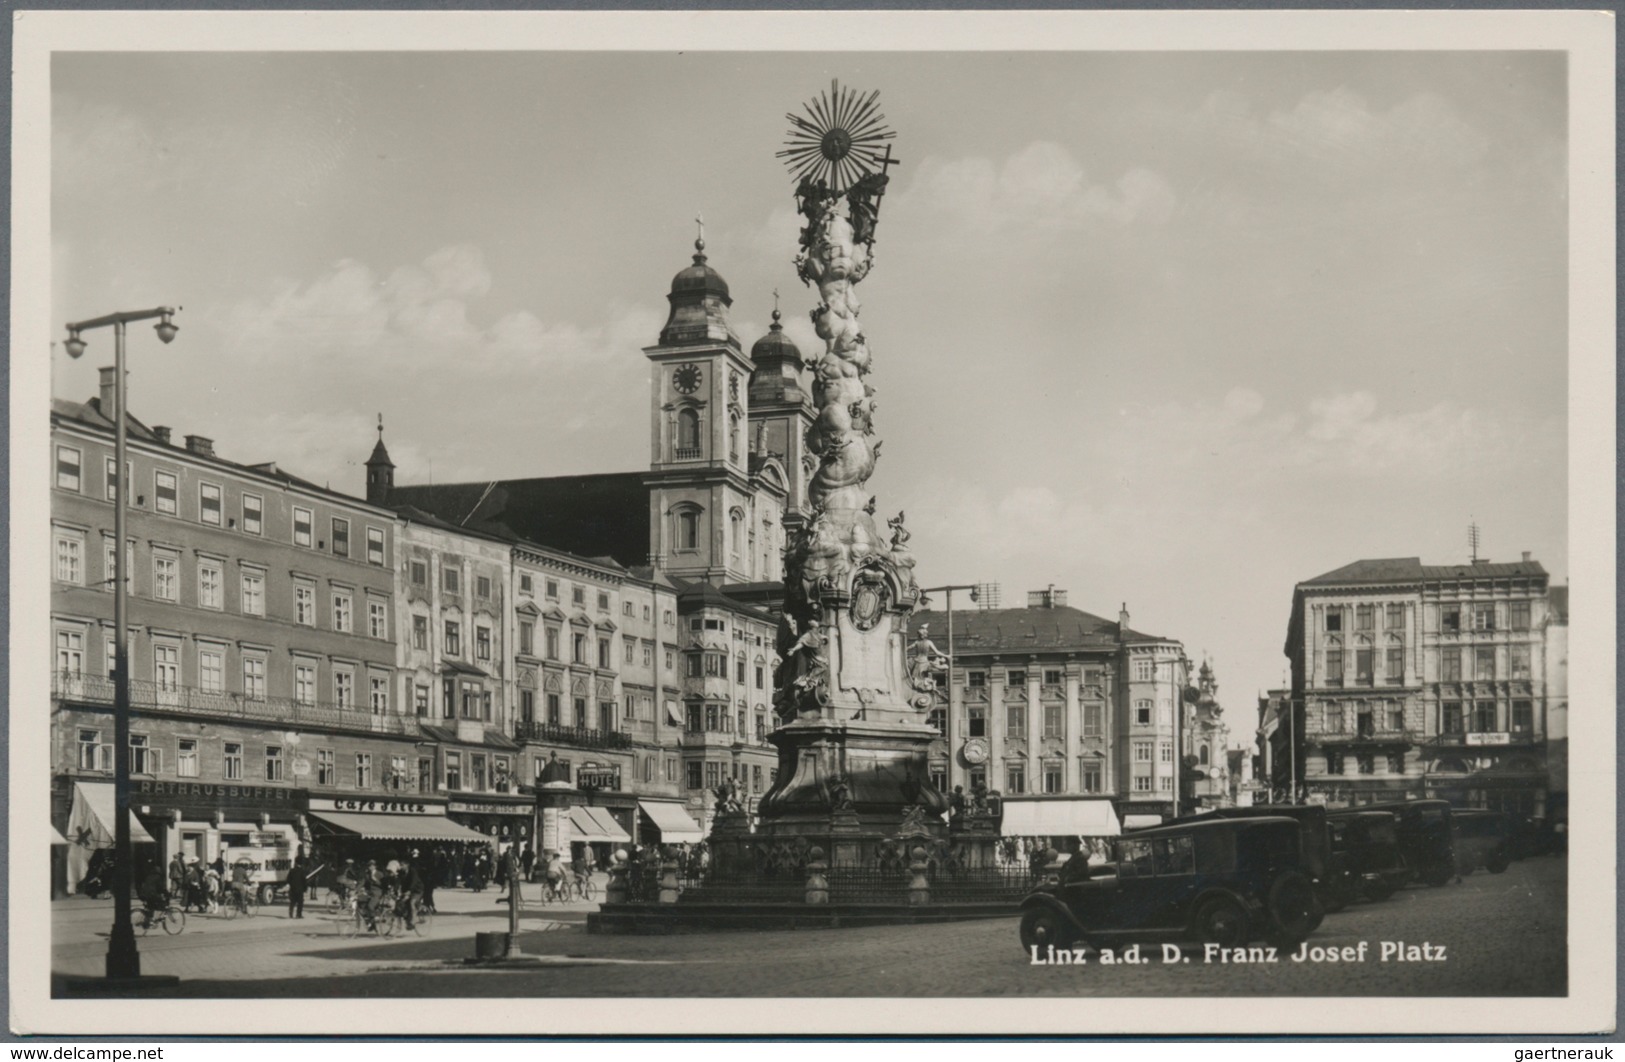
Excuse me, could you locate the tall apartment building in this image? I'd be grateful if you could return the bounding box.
[1283,554,1554,816]
[912,588,1189,827]
[50,376,437,891]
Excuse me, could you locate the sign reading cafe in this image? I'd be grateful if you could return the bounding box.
[307,797,437,815]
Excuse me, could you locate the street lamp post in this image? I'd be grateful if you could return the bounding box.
[922,583,979,787]
[63,306,179,981]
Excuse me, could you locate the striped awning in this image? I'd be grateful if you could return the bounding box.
[310,811,490,843]
[568,805,631,844]
[639,800,703,844]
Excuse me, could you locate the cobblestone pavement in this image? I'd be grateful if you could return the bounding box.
[54,856,1566,998]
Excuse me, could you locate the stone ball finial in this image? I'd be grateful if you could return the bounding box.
[613,849,628,865]
[910,845,928,862]
[808,845,825,862]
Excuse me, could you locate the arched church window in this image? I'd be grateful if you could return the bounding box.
[678,509,701,551]
[730,413,742,464]
[730,509,745,557]
[677,408,701,453]
[1199,745,1209,765]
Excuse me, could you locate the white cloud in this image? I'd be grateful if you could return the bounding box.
[222,244,661,375]
[901,141,1175,233]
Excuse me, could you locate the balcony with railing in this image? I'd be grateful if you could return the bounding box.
[672,447,702,461]
[53,672,422,737]
[512,719,633,751]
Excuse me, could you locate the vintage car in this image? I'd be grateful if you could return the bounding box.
[1129,804,1342,912]
[1018,816,1323,954]
[1330,799,1456,888]
[1451,808,1513,876]
[1325,810,1409,904]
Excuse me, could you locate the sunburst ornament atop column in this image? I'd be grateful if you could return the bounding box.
[776,80,898,195]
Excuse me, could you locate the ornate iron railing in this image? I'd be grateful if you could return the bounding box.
[52,672,422,737]
[512,719,633,750]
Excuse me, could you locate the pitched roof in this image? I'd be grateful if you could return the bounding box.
[53,396,389,513]
[673,578,776,623]
[1301,556,1549,587]
[390,472,649,569]
[910,604,1170,651]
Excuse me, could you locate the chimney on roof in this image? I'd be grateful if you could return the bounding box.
[1522,551,1532,563]
[185,434,215,457]
[98,367,117,414]
[1118,602,1130,641]
[1027,585,1068,609]
[151,426,172,445]
[1472,558,1491,567]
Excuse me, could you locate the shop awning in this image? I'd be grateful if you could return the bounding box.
[568,805,631,844]
[1000,798,1122,838]
[639,800,704,844]
[310,811,490,843]
[69,781,156,847]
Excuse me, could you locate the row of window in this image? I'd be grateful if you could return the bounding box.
[55,446,385,563]
[409,559,496,600]
[686,651,767,688]
[1440,700,1536,734]
[1324,601,1535,634]
[958,701,1120,739]
[412,615,495,662]
[1323,645,1405,686]
[55,627,390,711]
[511,690,618,733]
[1324,644,1534,686]
[54,530,389,637]
[683,703,771,741]
[511,620,633,670]
[515,572,676,631]
[77,728,405,786]
[683,759,774,793]
[1322,751,1406,776]
[1321,700,1407,735]
[962,667,1107,688]
[944,760,1119,796]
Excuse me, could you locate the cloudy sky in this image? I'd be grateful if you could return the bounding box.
[51,49,1568,733]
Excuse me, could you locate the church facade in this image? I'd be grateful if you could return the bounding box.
[385,236,812,818]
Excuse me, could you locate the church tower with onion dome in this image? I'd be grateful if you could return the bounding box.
[747,298,814,537]
[643,227,788,585]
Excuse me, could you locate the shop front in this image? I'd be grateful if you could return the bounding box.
[62,779,158,895]
[127,779,308,882]
[306,795,490,887]
[638,798,705,847]
[446,794,537,858]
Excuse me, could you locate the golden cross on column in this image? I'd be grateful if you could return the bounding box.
[695,213,705,250]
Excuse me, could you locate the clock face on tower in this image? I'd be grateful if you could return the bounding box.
[673,364,703,395]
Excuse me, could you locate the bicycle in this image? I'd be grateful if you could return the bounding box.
[221,885,259,920]
[396,894,433,936]
[139,900,186,936]
[340,892,400,938]
[572,871,597,902]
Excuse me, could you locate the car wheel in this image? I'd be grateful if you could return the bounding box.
[1266,872,1320,946]
[1019,908,1075,954]
[1486,850,1510,874]
[1192,896,1250,949]
[258,884,274,906]
[1362,877,1396,903]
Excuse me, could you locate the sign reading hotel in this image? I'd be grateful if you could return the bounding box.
[578,764,621,791]
[1465,732,1512,746]
[308,796,438,815]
